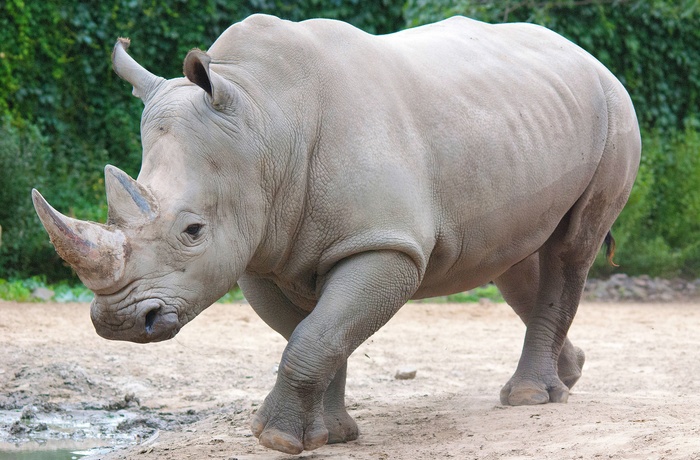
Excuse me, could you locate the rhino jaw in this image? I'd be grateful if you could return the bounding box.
[32,189,127,293]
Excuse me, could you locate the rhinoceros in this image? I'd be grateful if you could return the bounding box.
[32,14,640,454]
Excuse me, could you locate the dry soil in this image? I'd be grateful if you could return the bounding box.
[2,299,700,459]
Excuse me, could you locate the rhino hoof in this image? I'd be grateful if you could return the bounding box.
[324,411,359,444]
[500,386,550,406]
[259,428,304,455]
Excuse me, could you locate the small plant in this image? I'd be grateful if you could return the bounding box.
[0,278,35,302]
[0,276,248,303]
[418,283,505,304]
[218,288,246,303]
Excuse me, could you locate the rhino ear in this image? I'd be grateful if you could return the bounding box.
[105,165,157,226]
[183,49,239,111]
[112,38,165,103]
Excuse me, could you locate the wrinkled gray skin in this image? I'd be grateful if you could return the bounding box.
[33,15,640,454]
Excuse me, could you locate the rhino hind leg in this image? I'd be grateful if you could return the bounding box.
[496,226,594,406]
[494,254,586,391]
[499,144,636,406]
[323,362,359,443]
[558,342,586,389]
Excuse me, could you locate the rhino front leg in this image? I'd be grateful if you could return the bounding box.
[249,251,420,454]
[494,254,585,391]
[238,274,359,444]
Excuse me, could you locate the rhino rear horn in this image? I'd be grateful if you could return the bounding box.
[32,189,127,292]
[105,165,157,226]
[183,49,240,111]
[112,38,165,103]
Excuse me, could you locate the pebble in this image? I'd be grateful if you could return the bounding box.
[20,405,37,421]
[395,366,417,380]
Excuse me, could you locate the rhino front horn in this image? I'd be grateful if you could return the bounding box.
[32,189,127,293]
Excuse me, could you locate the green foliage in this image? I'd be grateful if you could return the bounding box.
[1,0,698,281]
[218,287,247,303]
[421,284,505,303]
[0,278,34,302]
[0,117,58,278]
[591,126,700,278]
[0,275,245,303]
[0,276,93,302]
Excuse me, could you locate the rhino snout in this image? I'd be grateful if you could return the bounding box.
[91,299,181,343]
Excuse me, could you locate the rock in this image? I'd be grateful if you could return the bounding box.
[20,405,38,421]
[31,287,54,301]
[584,276,700,302]
[395,366,417,380]
[9,421,28,435]
[117,416,167,432]
[34,423,48,432]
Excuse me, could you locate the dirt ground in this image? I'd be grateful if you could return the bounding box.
[2,299,700,459]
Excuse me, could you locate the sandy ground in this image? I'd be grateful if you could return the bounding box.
[2,299,700,459]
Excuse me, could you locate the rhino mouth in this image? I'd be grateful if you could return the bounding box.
[91,298,182,343]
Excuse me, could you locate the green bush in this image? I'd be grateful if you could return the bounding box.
[592,126,700,278]
[1,0,698,280]
[0,278,34,302]
[0,116,109,280]
[0,118,56,278]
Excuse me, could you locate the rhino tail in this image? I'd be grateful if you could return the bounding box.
[603,231,618,267]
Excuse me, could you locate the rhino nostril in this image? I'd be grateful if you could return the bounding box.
[144,307,159,333]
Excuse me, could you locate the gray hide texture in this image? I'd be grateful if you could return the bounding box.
[33,15,640,454]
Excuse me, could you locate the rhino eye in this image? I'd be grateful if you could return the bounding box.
[184,224,203,238]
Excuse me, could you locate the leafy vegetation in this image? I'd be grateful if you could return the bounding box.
[0,276,95,302]
[0,276,246,303]
[0,0,698,285]
[417,284,505,303]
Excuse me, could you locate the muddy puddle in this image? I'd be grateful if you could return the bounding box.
[0,406,179,459]
[0,441,112,460]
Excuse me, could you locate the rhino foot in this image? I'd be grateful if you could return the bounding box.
[499,375,569,406]
[558,344,586,390]
[324,410,359,444]
[251,414,328,454]
[250,389,328,454]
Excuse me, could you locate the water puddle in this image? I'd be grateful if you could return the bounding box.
[0,408,144,459]
[0,440,112,459]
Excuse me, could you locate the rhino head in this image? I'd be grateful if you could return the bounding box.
[33,39,270,343]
